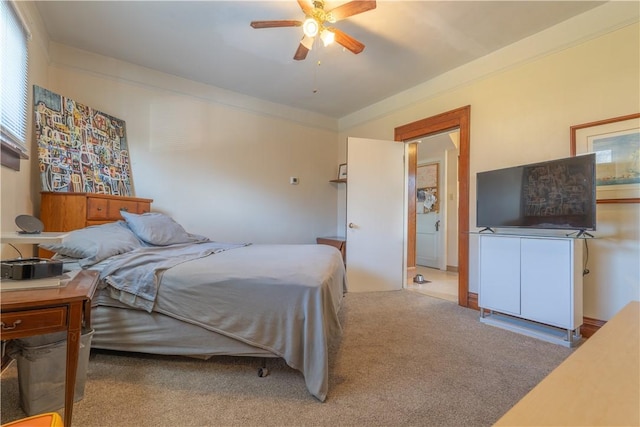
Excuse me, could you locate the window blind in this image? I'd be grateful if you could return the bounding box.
[1,0,30,158]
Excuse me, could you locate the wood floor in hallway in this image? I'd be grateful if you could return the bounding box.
[407,266,458,302]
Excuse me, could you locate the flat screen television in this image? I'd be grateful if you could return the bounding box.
[476,153,596,233]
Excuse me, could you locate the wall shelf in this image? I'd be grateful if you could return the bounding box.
[329,179,347,183]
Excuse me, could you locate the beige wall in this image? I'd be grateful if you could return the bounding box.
[338,8,639,320]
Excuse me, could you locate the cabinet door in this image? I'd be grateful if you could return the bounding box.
[416,213,439,268]
[479,235,521,315]
[520,238,572,328]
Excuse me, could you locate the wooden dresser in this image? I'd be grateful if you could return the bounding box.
[39,192,153,257]
[40,192,153,231]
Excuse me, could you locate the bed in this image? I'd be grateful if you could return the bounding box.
[40,212,346,402]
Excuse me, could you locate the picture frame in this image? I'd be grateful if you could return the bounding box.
[338,163,347,180]
[33,85,134,196]
[417,162,439,213]
[571,113,640,203]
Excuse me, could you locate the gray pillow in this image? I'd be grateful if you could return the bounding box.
[40,221,143,267]
[120,211,209,246]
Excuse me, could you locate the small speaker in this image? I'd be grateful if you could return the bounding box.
[15,214,44,234]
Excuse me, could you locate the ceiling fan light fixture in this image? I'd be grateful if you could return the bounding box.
[250,0,376,60]
[320,29,335,46]
[303,17,319,37]
[301,35,314,50]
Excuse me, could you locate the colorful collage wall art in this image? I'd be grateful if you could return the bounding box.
[34,85,133,196]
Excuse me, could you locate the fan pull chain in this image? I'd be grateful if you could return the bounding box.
[313,60,321,94]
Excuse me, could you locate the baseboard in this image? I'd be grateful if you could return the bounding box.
[446,265,459,273]
[580,316,606,338]
[467,292,479,310]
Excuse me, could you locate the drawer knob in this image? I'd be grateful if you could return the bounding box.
[1,319,22,330]
[120,207,128,212]
[97,207,103,211]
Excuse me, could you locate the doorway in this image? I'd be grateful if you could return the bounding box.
[415,130,458,271]
[395,106,473,308]
[410,130,459,301]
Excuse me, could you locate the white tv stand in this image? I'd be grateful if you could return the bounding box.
[477,232,586,347]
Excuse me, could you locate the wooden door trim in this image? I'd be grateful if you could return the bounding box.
[395,106,471,307]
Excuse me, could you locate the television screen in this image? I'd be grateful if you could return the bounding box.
[477,153,596,232]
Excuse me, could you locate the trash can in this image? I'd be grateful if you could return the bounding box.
[8,328,94,416]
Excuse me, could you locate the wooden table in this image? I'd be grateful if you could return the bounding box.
[1,270,99,426]
[495,300,640,426]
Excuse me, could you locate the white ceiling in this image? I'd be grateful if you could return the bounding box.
[33,1,606,119]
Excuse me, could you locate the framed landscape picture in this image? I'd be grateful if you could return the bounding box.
[571,113,640,203]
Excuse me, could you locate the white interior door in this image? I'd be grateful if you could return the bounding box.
[346,137,405,292]
[416,211,440,268]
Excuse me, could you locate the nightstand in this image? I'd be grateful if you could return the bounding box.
[316,236,346,264]
[1,270,99,427]
[1,232,68,259]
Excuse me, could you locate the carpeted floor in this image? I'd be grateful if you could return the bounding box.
[1,290,573,426]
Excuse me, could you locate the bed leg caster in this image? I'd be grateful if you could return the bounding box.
[258,358,269,377]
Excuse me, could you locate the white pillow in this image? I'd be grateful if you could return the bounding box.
[120,211,209,246]
[40,221,143,267]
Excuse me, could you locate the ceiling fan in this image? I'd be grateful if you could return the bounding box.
[250,0,376,61]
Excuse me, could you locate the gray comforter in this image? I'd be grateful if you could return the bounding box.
[98,242,346,401]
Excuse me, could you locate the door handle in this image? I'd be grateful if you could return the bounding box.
[435,220,440,231]
[348,222,356,229]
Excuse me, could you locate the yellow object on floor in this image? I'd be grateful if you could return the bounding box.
[1,412,63,427]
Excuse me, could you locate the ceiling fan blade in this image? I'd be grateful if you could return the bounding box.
[294,44,310,61]
[297,0,314,15]
[294,36,314,60]
[332,28,365,54]
[328,0,376,22]
[250,20,302,29]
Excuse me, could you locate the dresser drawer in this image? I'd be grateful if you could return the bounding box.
[86,198,109,220]
[137,202,151,214]
[0,307,67,340]
[107,200,138,218]
[85,220,115,227]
